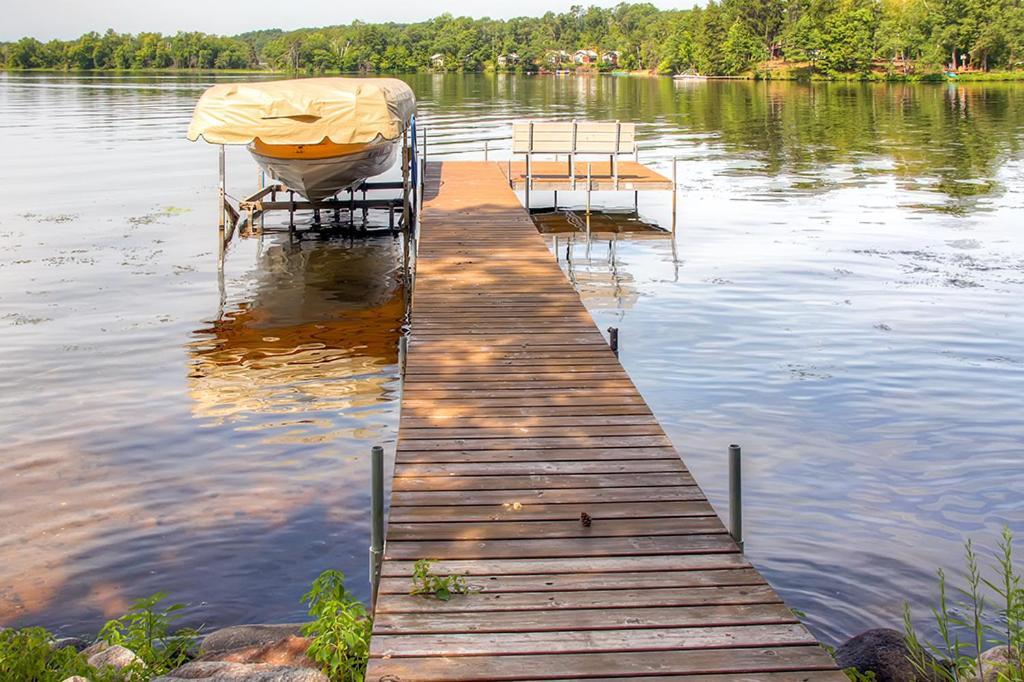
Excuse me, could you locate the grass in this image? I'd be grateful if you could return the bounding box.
[903,526,1023,681]
[0,592,196,681]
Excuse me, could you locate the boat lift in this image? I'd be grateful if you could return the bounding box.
[214,117,420,269]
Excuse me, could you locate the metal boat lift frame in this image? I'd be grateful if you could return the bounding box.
[215,116,420,267]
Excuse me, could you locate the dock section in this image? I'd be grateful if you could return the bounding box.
[366,161,844,681]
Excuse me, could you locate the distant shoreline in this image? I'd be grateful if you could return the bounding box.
[4,66,1024,82]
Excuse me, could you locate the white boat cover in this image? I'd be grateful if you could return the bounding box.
[187,77,415,146]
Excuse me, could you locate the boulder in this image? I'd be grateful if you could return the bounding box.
[199,624,306,657]
[53,636,90,652]
[964,645,1020,682]
[87,644,142,671]
[152,661,328,681]
[200,635,317,669]
[80,640,109,658]
[835,628,943,682]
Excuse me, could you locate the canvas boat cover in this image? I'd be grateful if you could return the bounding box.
[187,77,415,146]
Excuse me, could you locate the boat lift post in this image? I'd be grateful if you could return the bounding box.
[218,145,226,268]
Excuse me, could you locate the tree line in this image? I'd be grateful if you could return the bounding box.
[4,1,1024,76]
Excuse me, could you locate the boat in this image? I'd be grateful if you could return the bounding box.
[187,78,416,201]
[673,72,707,81]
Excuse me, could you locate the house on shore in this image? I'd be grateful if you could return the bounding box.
[573,49,598,65]
[430,53,445,69]
[602,50,621,66]
[497,53,520,68]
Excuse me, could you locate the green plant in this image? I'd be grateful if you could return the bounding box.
[904,526,1024,681]
[301,569,372,682]
[98,591,198,675]
[843,668,878,681]
[0,627,124,682]
[410,559,470,601]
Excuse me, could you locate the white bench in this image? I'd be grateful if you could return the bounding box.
[511,120,637,198]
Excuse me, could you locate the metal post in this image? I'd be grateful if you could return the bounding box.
[402,129,411,231]
[553,190,557,210]
[217,145,226,266]
[672,157,678,234]
[586,162,592,239]
[484,139,489,162]
[370,444,385,612]
[729,444,743,551]
[608,327,619,357]
[288,190,295,235]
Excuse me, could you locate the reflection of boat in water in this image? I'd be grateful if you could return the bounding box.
[187,78,416,201]
[188,237,405,428]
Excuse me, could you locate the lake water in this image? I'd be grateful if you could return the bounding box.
[1,72,1022,645]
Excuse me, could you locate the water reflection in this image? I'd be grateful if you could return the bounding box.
[189,237,404,438]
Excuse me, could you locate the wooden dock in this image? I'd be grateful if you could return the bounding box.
[365,161,844,681]
[502,160,675,191]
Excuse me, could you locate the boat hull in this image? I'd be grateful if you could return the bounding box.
[248,138,399,202]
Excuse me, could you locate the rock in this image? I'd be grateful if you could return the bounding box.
[53,636,90,652]
[200,635,317,669]
[87,644,142,671]
[80,640,110,658]
[964,645,1019,682]
[835,628,943,682]
[152,661,328,681]
[199,624,306,657]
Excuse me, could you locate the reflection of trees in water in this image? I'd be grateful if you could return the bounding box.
[407,74,1022,200]
[187,238,404,434]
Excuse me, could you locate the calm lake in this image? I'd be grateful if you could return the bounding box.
[1,72,1022,645]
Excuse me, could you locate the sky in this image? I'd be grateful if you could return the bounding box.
[4,0,691,41]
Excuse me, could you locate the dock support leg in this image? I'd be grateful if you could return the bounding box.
[672,157,678,234]
[634,190,639,215]
[553,190,557,211]
[608,327,619,357]
[525,154,531,212]
[287,191,295,237]
[585,163,592,241]
[218,145,226,268]
[370,444,385,613]
[729,444,743,551]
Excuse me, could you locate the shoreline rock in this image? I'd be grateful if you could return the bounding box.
[836,628,945,681]
[199,623,307,657]
[152,661,328,681]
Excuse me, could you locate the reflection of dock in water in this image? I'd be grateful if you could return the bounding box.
[534,210,679,310]
[188,238,405,430]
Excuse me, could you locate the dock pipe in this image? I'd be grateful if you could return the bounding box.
[370,444,385,612]
[729,444,743,551]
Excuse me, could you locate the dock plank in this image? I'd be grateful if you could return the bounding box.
[365,161,843,681]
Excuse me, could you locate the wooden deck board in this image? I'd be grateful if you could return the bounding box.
[365,161,843,681]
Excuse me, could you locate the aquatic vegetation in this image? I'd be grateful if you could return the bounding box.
[903,526,1023,680]
[301,569,372,682]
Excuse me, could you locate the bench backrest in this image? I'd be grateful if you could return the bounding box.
[512,120,636,155]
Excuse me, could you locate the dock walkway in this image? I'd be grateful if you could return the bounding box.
[366,161,844,681]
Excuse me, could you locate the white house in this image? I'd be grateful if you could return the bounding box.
[430,53,445,68]
[573,49,598,64]
[601,50,621,66]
